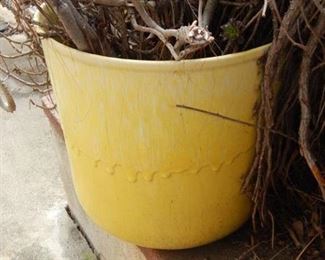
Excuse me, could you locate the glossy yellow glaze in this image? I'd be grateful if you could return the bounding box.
[42,38,269,249]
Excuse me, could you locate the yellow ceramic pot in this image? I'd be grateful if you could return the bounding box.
[42,38,269,249]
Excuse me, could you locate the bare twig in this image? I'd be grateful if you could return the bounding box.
[269,244,291,260]
[30,98,56,110]
[0,65,49,87]
[286,226,302,248]
[268,210,275,249]
[262,0,268,17]
[295,232,321,260]
[0,51,34,59]
[312,0,325,14]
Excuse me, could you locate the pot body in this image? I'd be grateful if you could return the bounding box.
[43,39,268,249]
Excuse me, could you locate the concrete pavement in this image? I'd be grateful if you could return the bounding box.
[0,75,96,260]
[0,7,96,258]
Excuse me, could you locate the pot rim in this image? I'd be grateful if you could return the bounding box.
[42,38,270,72]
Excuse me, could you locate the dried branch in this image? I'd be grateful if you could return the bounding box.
[93,0,156,7]
[130,15,179,59]
[93,0,127,6]
[0,64,49,87]
[47,0,90,51]
[47,0,106,54]
[130,0,213,60]
[295,232,321,260]
[312,0,325,14]
[298,14,325,199]
[262,0,268,17]
[202,0,219,27]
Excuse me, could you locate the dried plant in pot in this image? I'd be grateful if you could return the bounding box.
[2,0,324,254]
